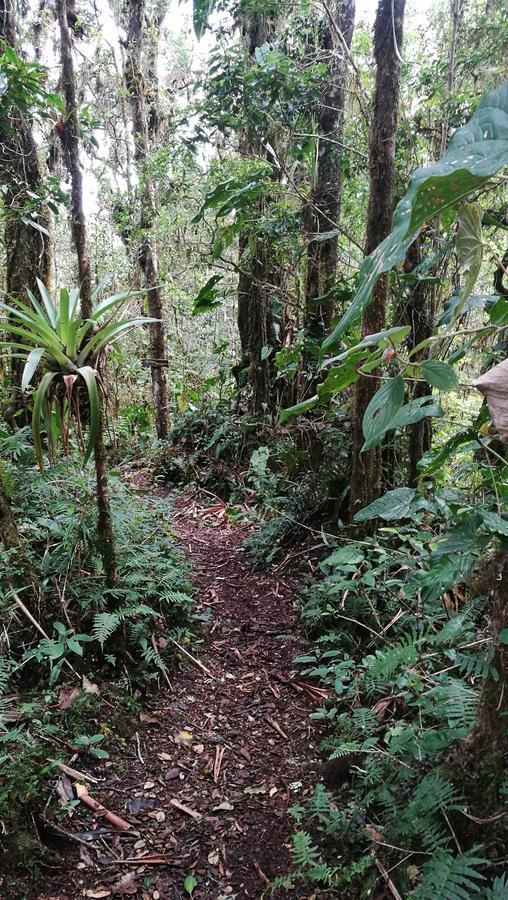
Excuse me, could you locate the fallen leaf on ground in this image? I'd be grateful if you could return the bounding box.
[140,711,163,726]
[58,685,80,709]
[128,796,156,815]
[111,872,138,895]
[82,675,99,694]
[213,800,234,811]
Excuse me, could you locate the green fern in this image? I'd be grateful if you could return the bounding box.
[414,847,487,899]
[92,611,120,647]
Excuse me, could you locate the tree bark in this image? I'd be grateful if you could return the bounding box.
[303,0,355,348]
[236,10,281,414]
[0,1,52,422]
[401,238,435,485]
[56,0,117,584]
[57,0,91,319]
[123,0,169,439]
[349,0,405,520]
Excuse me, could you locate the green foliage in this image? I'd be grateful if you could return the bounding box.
[414,848,487,899]
[323,80,508,349]
[0,281,152,469]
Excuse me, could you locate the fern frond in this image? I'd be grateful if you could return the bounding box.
[92,611,120,647]
[414,847,487,899]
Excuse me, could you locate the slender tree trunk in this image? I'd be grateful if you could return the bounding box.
[303,0,355,349]
[236,10,281,414]
[0,478,39,597]
[0,1,52,423]
[57,0,117,585]
[402,239,435,485]
[93,413,117,587]
[123,0,169,439]
[57,0,91,318]
[349,0,405,520]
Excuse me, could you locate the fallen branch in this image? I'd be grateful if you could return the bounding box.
[169,798,201,819]
[168,636,215,679]
[75,783,131,830]
[264,715,289,741]
[375,858,404,900]
[53,760,100,784]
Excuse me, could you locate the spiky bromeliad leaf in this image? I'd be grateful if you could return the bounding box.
[323,81,508,350]
[78,365,100,467]
[32,371,58,471]
[21,346,45,392]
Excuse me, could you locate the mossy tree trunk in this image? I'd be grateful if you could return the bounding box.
[124,0,169,440]
[57,0,91,318]
[302,0,355,354]
[57,0,117,586]
[236,10,282,414]
[349,0,405,520]
[0,1,52,424]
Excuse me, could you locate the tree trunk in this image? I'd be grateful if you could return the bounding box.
[236,10,281,414]
[402,238,435,485]
[0,1,52,422]
[123,0,169,439]
[0,479,39,597]
[303,0,355,349]
[56,1,117,584]
[57,0,91,318]
[349,0,405,520]
[94,414,117,588]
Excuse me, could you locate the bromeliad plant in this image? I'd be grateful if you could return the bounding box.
[0,279,153,470]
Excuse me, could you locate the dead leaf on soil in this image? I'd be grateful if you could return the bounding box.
[83,675,99,695]
[139,711,163,726]
[172,729,193,746]
[213,800,234,811]
[84,889,111,899]
[58,685,80,709]
[111,872,138,895]
[128,796,156,815]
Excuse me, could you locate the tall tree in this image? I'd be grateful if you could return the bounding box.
[302,0,355,350]
[123,0,170,439]
[236,8,282,413]
[349,0,405,519]
[57,0,117,585]
[57,0,91,318]
[0,1,52,420]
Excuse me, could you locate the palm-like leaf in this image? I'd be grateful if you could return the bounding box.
[1,281,155,470]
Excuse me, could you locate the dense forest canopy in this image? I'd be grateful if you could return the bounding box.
[0,0,508,897]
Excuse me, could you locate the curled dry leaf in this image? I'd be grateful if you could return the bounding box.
[474,360,508,443]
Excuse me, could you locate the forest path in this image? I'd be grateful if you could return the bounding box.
[36,486,321,900]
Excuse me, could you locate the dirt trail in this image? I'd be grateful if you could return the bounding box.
[28,488,321,900]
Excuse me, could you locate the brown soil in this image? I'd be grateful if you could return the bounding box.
[10,488,322,900]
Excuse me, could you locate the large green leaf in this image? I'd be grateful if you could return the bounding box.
[454,202,484,315]
[353,487,417,522]
[279,394,319,424]
[420,360,458,391]
[362,376,404,451]
[323,81,508,350]
[192,275,223,316]
[192,0,212,39]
